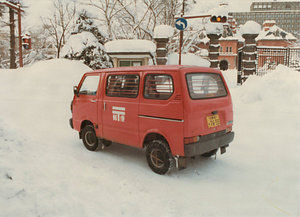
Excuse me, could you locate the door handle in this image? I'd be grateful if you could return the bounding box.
[91,99,97,103]
[103,101,106,111]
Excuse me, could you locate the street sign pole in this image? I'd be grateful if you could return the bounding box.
[175,17,187,65]
[179,1,185,65]
[179,24,183,65]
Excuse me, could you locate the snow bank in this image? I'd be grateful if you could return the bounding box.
[167,53,210,67]
[153,25,174,39]
[104,39,156,53]
[0,59,90,142]
[0,60,300,217]
[235,65,300,108]
[239,21,261,35]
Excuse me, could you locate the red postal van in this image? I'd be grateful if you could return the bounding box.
[70,65,234,174]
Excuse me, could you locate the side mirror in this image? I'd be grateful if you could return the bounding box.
[73,86,79,95]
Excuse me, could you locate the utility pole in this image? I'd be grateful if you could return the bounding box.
[1,0,24,68]
[9,6,16,68]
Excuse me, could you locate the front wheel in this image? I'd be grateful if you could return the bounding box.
[146,140,174,175]
[81,125,100,151]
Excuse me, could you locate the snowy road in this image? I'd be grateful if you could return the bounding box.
[1,60,299,217]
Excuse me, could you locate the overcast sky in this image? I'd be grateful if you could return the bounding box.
[22,0,299,28]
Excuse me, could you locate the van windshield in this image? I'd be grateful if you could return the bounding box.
[186,73,227,99]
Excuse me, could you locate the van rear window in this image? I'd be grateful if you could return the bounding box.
[186,73,227,99]
[144,74,173,100]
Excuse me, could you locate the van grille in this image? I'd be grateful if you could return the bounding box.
[174,95,182,100]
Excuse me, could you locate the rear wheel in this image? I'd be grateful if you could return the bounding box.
[201,148,218,157]
[82,125,99,151]
[146,140,174,175]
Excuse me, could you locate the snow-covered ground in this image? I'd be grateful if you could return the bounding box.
[0,59,299,217]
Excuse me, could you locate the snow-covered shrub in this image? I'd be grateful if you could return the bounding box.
[62,11,113,69]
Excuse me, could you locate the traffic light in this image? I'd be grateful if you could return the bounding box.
[210,16,227,23]
[22,35,31,50]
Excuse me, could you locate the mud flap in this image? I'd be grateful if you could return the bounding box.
[220,145,229,155]
[175,156,187,171]
[97,138,105,150]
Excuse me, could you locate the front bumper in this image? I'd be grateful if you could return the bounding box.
[69,118,74,129]
[184,131,234,157]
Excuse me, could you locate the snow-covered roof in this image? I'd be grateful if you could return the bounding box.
[256,25,297,41]
[263,20,276,25]
[104,39,156,53]
[153,25,174,39]
[219,36,238,41]
[239,21,261,35]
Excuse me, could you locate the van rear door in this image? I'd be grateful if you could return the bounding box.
[183,71,233,138]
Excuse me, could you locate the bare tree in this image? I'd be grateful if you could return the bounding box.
[42,0,76,58]
[79,0,182,40]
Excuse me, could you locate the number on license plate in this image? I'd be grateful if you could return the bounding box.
[207,114,221,128]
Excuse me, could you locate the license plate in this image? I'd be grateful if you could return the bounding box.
[207,114,221,128]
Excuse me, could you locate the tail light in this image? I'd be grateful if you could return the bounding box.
[226,126,232,133]
[226,120,233,133]
[70,101,73,113]
[184,136,200,145]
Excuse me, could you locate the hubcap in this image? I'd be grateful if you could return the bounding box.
[150,149,165,168]
[85,131,95,147]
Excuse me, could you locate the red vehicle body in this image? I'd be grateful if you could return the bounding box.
[70,65,234,174]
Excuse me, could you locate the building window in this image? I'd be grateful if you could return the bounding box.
[119,60,143,67]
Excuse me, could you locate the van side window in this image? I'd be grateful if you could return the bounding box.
[144,74,173,100]
[79,75,100,95]
[106,74,139,98]
[186,73,227,99]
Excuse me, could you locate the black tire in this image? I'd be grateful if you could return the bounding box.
[201,148,218,157]
[81,125,99,151]
[146,140,175,175]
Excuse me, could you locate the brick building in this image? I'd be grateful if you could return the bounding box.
[229,1,300,39]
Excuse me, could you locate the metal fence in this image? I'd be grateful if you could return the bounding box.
[256,47,300,76]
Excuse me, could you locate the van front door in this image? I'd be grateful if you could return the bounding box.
[102,73,140,147]
[73,74,102,135]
